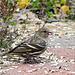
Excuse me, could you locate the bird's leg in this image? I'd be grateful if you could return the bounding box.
[32,57,41,63]
[22,53,41,63]
[22,52,34,63]
[24,57,41,64]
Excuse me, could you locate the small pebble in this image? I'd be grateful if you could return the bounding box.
[63,65,68,67]
[51,70,55,73]
[0,67,2,69]
[30,65,33,67]
[51,63,58,66]
[9,68,14,70]
[70,59,75,62]
[61,56,65,59]
[50,61,56,64]
[40,63,44,66]
[44,70,48,75]
[64,68,70,71]
[27,69,37,73]
[17,70,22,73]
[69,72,75,74]
[0,61,3,64]
[56,66,61,69]
[59,66,61,69]
[3,61,10,65]
[58,59,63,63]
[6,69,10,71]
[15,8,20,12]
[0,70,6,74]
[12,66,19,68]
[3,56,8,59]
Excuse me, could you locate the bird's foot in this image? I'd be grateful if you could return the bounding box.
[24,58,41,64]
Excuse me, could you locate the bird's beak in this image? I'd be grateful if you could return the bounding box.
[48,31,53,35]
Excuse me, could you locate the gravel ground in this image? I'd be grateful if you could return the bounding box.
[0,48,75,75]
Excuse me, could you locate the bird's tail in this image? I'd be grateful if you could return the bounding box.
[0,52,9,56]
[0,43,22,57]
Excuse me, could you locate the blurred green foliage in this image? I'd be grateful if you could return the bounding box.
[0,0,17,48]
[0,0,17,23]
[66,9,75,20]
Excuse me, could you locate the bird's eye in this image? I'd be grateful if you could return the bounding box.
[43,31,47,33]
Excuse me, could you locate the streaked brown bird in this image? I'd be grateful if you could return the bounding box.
[1,28,52,63]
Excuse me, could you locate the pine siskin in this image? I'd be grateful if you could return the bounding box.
[1,28,52,62]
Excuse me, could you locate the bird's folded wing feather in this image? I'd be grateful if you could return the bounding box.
[1,41,45,56]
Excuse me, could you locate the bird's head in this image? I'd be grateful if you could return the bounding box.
[36,28,53,39]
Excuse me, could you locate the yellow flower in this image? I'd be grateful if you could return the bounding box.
[53,3,61,8]
[17,0,28,9]
[60,0,66,4]
[61,5,69,13]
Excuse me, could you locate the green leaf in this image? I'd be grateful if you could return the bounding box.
[8,21,16,25]
[23,19,26,23]
[32,0,39,5]
[48,11,54,19]
[8,1,11,3]
[45,2,52,7]
[1,37,4,40]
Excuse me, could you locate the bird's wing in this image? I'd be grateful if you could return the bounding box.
[12,43,45,53]
[1,41,45,56]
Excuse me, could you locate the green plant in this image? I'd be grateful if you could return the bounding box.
[23,19,27,24]
[66,9,75,20]
[0,0,17,23]
[0,37,5,48]
[8,21,16,25]
[0,0,17,35]
[69,15,75,20]
[29,0,61,22]
[48,11,54,19]
[19,19,27,24]
[0,0,17,48]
